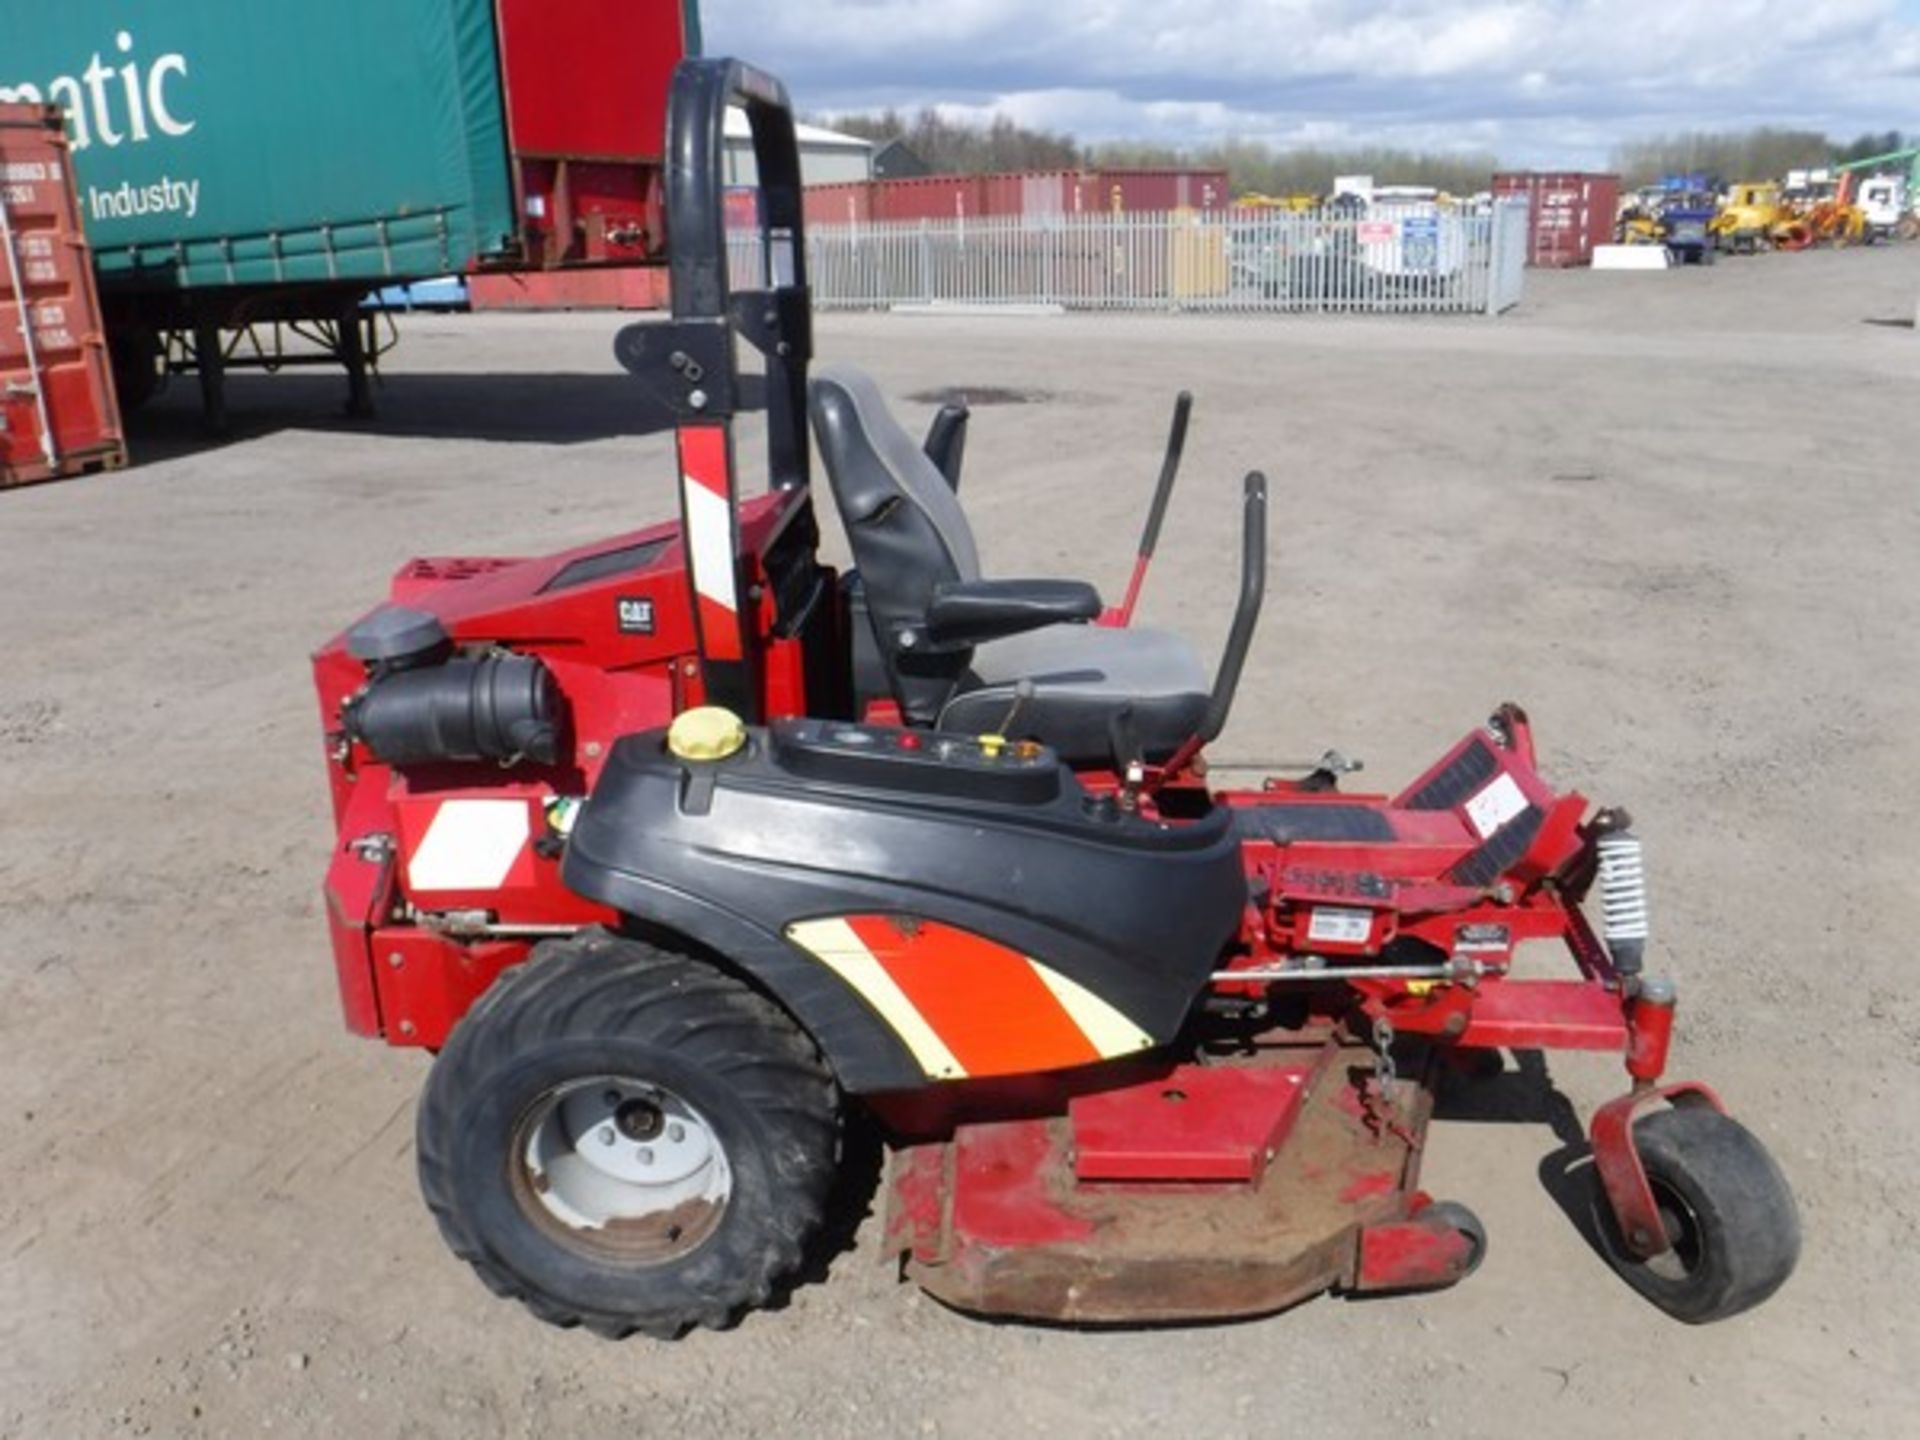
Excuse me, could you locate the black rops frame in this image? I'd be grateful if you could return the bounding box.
[617,58,818,718]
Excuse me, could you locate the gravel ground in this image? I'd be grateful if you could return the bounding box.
[3,246,1918,1438]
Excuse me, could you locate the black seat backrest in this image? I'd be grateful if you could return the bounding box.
[810,364,982,723]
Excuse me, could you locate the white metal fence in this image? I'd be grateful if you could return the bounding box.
[734,197,1530,316]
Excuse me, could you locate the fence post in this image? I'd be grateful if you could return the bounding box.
[1042,216,1054,306]
[1486,204,1504,315]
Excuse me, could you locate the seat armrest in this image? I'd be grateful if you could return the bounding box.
[914,578,1102,651]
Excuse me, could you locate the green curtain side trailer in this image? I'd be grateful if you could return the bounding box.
[0,0,697,429]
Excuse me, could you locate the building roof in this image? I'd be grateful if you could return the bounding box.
[872,138,932,179]
[722,109,873,153]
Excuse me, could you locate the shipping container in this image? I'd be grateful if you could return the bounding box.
[815,167,1233,227]
[981,171,1071,217]
[803,180,875,228]
[1492,172,1621,267]
[468,268,669,312]
[869,174,989,223]
[0,0,696,428]
[1079,169,1230,215]
[1,105,125,488]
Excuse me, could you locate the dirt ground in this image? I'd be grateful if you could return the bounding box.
[3,247,1918,1438]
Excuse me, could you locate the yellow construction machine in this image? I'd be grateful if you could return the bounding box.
[1710,183,1811,253]
[1800,171,1869,246]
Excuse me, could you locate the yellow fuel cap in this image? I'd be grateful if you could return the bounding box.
[668,706,747,761]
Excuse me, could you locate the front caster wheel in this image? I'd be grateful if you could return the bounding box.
[417,930,840,1338]
[1592,1106,1799,1323]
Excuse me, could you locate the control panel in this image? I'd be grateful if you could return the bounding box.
[768,718,1062,804]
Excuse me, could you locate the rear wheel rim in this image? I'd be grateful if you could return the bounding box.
[509,1076,733,1265]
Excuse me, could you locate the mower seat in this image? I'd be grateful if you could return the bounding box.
[810,364,1209,763]
[941,626,1208,763]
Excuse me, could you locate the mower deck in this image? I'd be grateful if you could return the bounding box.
[883,1039,1469,1323]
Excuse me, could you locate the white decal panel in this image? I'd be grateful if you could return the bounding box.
[1464,771,1528,839]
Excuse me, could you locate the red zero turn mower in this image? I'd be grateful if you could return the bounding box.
[312,59,1798,1338]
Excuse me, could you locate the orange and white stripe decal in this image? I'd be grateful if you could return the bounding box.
[785,914,1153,1081]
[676,424,742,662]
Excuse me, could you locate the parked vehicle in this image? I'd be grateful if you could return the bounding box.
[1837,147,1920,240]
[1653,176,1718,264]
[1615,177,1718,265]
[1,0,695,430]
[1857,174,1914,240]
[1711,183,1803,253]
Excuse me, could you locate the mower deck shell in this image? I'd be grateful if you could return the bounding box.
[884,1041,1459,1323]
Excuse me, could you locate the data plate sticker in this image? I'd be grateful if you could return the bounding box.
[1454,922,1512,953]
[1464,772,1528,839]
[1307,906,1373,945]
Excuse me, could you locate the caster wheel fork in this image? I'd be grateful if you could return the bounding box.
[1588,1085,1799,1323]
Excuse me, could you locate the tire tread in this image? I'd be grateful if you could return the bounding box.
[417,928,839,1339]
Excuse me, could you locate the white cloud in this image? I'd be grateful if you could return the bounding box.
[702,0,1920,166]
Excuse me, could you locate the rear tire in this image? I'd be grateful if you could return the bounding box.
[1591,1106,1798,1323]
[417,929,840,1338]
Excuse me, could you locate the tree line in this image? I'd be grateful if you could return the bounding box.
[1610,130,1910,185]
[823,108,1079,174]
[818,108,1912,194]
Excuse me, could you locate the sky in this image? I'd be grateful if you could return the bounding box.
[701,0,1920,167]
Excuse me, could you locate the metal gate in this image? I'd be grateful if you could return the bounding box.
[736,197,1531,316]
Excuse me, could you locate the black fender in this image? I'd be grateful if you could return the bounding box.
[584,868,926,1094]
[561,724,1248,1093]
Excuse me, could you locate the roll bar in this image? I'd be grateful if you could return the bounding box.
[662,57,812,492]
[613,57,819,720]
[617,58,813,484]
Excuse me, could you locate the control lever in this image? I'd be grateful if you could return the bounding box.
[995,678,1036,739]
[1115,391,1193,626]
[975,679,1035,760]
[1109,703,1145,810]
[1153,471,1267,785]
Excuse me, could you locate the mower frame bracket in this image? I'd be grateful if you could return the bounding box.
[615,317,738,418]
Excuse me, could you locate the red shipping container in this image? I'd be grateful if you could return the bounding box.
[982,171,1072,216]
[0,105,125,489]
[468,268,669,311]
[836,167,1235,226]
[1085,169,1230,214]
[1492,172,1622,267]
[804,182,876,228]
[870,175,990,222]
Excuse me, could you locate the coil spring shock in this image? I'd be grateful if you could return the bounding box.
[1595,832,1648,975]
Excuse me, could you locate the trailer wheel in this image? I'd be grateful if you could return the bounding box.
[1591,1107,1798,1323]
[417,929,839,1339]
